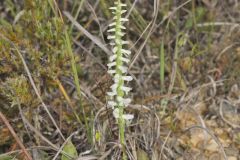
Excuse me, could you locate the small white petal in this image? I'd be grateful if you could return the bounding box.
[107,35,115,39]
[109,7,117,10]
[120,18,128,22]
[113,108,120,118]
[121,10,127,14]
[107,91,117,97]
[110,84,118,90]
[121,4,127,7]
[109,55,117,61]
[117,96,123,103]
[121,49,131,55]
[108,70,116,74]
[114,74,120,83]
[112,47,118,53]
[123,114,134,120]
[119,66,128,73]
[116,97,131,106]
[109,22,116,27]
[113,108,134,120]
[121,86,132,93]
[107,28,115,32]
[114,2,127,7]
[114,79,119,83]
[117,32,125,37]
[107,61,116,68]
[121,57,130,63]
[108,101,117,107]
[122,98,131,106]
[122,41,129,45]
[122,76,133,81]
[109,42,115,46]
[120,26,126,29]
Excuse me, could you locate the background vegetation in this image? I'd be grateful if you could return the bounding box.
[0,0,240,159]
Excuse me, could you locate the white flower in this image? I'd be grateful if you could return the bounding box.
[114,2,127,7]
[109,22,116,27]
[109,7,117,10]
[122,41,129,45]
[112,46,118,53]
[121,49,131,56]
[107,61,116,68]
[108,101,117,108]
[123,114,134,120]
[107,91,117,97]
[107,35,115,39]
[121,10,127,14]
[122,76,133,81]
[122,98,131,106]
[120,4,127,7]
[109,55,117,62]
[107,28,116,32]
[108,70,116,74]
[119,66,128,73]
[117,32,125,37]
[121,86,132,93]
[113,108,134,120]
[110,84,118,91]
[121,57,130,63]
[116,97,131,106]
[120,18,128,22]
[113,74,121,83]
[120,25,126,29]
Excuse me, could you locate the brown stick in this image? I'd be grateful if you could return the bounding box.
[0,111,33,160]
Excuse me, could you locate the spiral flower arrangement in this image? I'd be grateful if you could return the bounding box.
[107,1,133,121]
[106,0,133,157]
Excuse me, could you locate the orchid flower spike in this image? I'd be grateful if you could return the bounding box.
[107,0,133,121]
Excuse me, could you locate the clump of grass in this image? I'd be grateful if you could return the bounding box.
[64,31,91,143]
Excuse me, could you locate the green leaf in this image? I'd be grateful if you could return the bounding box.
[61,140,78,160]
[32,150,50,160]
[0,155,16,160]
[137,148,149,160]
[185,18,193,29]
[159,42,165,92]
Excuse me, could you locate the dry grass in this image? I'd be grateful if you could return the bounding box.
[0,0,240,159]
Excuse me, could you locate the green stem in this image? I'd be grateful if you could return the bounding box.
[119,110,126,160]
[64,31,91,144]
[115,0,127,159]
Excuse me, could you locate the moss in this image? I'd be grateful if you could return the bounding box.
[0,75,38,107]
[0,0,75,124]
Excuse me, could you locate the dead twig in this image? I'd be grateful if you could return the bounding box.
[0,111,33,160]
[63,11,112,56]
[219,99,240,128]
[128,0,159,71]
